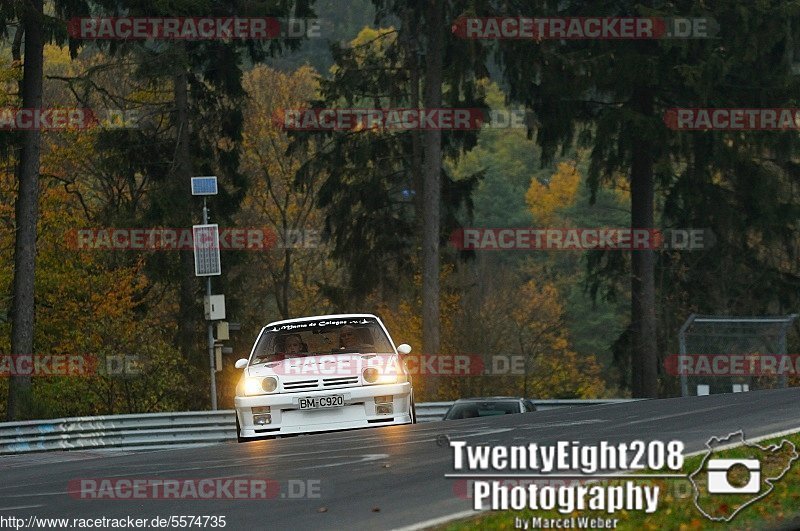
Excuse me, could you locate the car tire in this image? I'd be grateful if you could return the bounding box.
[236,415,246,444]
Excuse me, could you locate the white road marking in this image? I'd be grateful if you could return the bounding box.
[624,405,731,425]
[392,509,484,531]
[301,453,390,469]
[517,419,605,430]
[684,425,800,457]
[459,428,516,438]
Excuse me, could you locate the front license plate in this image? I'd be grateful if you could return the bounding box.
[299,395,345,410]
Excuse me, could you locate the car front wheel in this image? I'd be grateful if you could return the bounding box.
[236,415,246,443]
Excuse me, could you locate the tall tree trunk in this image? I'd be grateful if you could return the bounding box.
[422,0,444,399]
[7,0,44,421]
[402,7,423,229]
[630,87,659,398]
[174,65,196,366]
[280,247,291,318]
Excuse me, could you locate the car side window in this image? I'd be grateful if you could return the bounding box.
[523,400,536,412]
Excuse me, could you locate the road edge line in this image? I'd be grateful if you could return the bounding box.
[392,509,486,531]
[683,425,800,457]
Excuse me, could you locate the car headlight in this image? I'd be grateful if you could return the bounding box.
[241,376,279,396]
[261,377,278,393]
[243,377,264,396]
[375,371,408,384]
[362,365,408,385]
[363,367,379,383]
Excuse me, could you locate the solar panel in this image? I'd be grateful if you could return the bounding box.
[193,224,221,276]
[191,176,218,196]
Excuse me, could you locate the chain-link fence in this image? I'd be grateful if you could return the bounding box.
[677,314,799,397]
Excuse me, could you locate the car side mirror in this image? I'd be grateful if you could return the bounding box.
[397,344,412,355]
[234,358,248,369]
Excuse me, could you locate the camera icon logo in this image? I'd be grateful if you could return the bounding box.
[706,458,761,494]
[690,431,798,522]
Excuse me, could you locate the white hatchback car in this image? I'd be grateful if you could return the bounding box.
[234,314,415,441]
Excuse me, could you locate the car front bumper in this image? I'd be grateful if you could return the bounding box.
[235,382,412,438]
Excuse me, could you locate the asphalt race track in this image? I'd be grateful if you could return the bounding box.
[1,388,799,530]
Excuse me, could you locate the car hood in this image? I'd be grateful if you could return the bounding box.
[246,352,400,380]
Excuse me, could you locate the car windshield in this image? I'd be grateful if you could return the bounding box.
[445,401,520,419]
[249,317,394,364]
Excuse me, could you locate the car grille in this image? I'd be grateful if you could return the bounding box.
[322,376,360,387]
[282,379,319,391]
[280,375,361,392]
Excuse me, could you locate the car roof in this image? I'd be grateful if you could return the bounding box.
[264,313,380,328]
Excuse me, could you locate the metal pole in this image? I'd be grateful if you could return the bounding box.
[204,198,218,410]
[207,277,216,410]
[782,315,800,389]
[778,322,788,389]
[678,314,695,397]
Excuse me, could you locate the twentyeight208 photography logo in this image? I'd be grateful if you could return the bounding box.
[444,431,798,527]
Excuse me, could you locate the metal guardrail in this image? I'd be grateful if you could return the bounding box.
[0,411,237,455]
[0,399,638,455]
